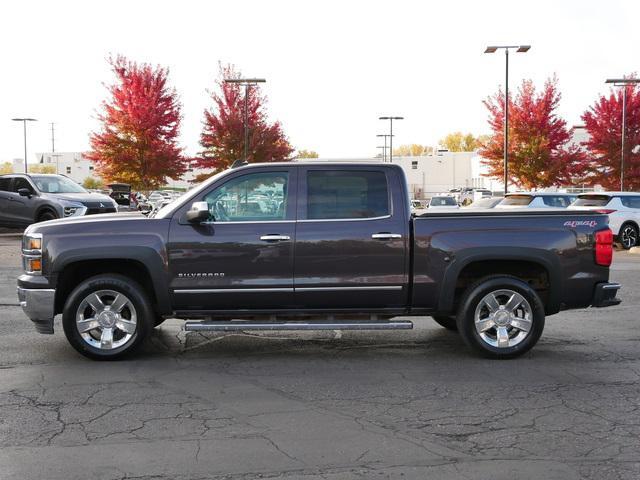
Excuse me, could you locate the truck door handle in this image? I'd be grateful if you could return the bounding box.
[371,233,402,240]
[259,234,291,242]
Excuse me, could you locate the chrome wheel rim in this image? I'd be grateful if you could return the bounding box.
[621,226,638,249]
[474,289,532,349]
[76,290,137,350]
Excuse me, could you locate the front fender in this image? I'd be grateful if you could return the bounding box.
[46,232,171,314]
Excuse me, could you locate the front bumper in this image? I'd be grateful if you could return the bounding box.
[591,282,622,308]
[17,287,56,334]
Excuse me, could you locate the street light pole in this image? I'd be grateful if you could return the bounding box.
[504,48,509,194]
[12,118,37,173]
[605,78,640,191]
[376,134,394,162]
[50,122,56,153]
[484,45,530,194]
[379,117,403,163]
[52,154,63,175]
[223,78,266,162]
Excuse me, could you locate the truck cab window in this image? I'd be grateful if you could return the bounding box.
[306,170,389,220]
[203,172,288,222]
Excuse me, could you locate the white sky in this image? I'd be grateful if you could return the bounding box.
[1,0,638,163]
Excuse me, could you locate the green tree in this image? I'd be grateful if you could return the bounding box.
[83,177,104,189]
[297,149,319,158]
[439,132,483,152]
[0,162,13,175]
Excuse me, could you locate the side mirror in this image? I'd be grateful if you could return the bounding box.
[18,188,32,198]
[186,201,211,223]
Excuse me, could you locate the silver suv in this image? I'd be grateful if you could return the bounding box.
[0,174,118,227]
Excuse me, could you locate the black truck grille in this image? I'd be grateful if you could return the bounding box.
[85,207,117,215]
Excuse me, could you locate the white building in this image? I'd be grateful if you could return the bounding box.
[35,152,96,183]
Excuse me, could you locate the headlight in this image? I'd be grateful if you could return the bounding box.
[22,233,43,275]
[64,206,82,217]
[59,201,87,217]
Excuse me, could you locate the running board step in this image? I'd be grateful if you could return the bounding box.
[184,320,413,332]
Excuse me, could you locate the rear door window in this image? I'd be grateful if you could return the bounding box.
[500,195,533,206]
[573,195,611,207]
[0,178,11,191]
[306,170,390,220]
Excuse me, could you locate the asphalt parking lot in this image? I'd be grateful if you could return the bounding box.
[0,234,639,480]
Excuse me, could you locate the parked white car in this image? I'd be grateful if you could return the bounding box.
[495,192,577,209]
[568,192,640,249]
[464,197,503,209]
[148,191,173,208]
[427,196,459,210]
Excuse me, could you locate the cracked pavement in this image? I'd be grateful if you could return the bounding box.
[0,236,639,479]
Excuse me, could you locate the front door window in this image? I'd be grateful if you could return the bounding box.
[203,172,288,222]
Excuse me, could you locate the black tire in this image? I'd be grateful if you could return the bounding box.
[431,315,458,331]
[618,223,639,250]
[62,274,153,360]
[456,275,545,359]
[37,210,57,222]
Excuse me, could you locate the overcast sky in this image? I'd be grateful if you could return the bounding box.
[1,0,638,163]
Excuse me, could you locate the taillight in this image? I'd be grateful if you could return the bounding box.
[595,209,617,214]
[595,228,613,266]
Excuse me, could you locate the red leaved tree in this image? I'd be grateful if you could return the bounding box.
[87,55,188,190]
[193,64,293,180]
[582,79,640,190]
[479,77,586,189]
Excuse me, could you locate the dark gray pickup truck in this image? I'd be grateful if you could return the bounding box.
[17,162,621,360]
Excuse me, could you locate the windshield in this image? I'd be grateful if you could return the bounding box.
[500,195,533,206]
[32,175,87,194]
[430,196,457,206]
[573,195,611,207]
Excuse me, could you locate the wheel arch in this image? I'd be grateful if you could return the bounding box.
[438,248,561,315]
[52,251,171,316]
[35,204,58,222]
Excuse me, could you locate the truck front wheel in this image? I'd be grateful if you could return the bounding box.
[456,275,545,359]
[62,274,153,360]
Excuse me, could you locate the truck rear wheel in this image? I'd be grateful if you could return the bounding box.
[431,315,457,331]
[456,275,545,359]
[62,274,153,360]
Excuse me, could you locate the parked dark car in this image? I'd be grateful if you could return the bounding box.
[17,163,620,360]
[107,183,131,209]
[0,174,118,227]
